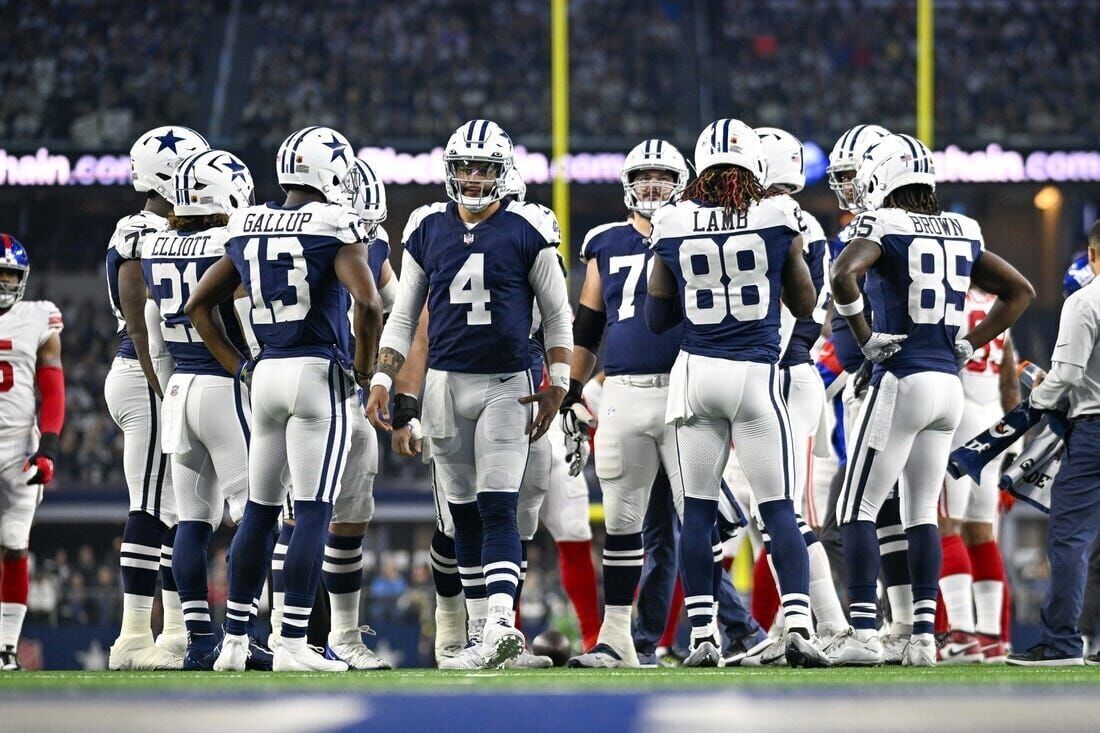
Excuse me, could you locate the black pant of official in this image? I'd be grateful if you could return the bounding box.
[1041,420,1100,657]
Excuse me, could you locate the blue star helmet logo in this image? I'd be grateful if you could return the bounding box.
[322,134,348,164]
[154,129,185,153]
[221,156,249,183]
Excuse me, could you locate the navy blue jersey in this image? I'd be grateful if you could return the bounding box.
[827,222,873,373]
[226,201,366,365]
[855,208,985,383]
[649,199,802,363]
[367,227,391,286]
[581,221,682,375]
[106,211,166,359]
[402,199,559,373]
[775,198,829,368]
[142,227,247,375]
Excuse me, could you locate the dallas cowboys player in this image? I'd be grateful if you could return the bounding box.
[105,126,209,670]
[830,133,1033,666]
[366,120,573,668]
[0,236,64,671]
[646,119,827,667]
[141,150,256,669]
[561,139,691,668]
[186,126,384,672]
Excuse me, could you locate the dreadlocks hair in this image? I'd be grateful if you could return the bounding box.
[168,213,230,232]
[684,165,765,217]
[883,184,940,215]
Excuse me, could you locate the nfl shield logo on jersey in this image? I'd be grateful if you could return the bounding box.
[463,232,475,246]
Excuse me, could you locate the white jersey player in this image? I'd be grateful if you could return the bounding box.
[938,288,1018,664]
[105,125,209,671]
[0,236,64,671]
[830,134,1033,666]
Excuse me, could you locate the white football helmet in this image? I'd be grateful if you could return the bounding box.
[173,150,254,217]
[342,158,388,238]
[502,167,527,201]
[693,119,765,183]
[620,139,688,216]
[854,133,936,211]
[443,120,514,213]
[756,127,805,193]
[130,126,210,200]
[276,126,355,204]
[827,124,890,211]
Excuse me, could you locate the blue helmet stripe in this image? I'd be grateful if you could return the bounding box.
[846,125,868,154]
[721,119,732,151]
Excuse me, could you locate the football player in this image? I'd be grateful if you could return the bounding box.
[188,126,384,672]
[141,150,257,669]
[830,133,1033,666]
[105,126,209,670]
[937,288,1018,663]
[734,128,848,664]
[646,120,827,668]
[0,236,64,671]
[366,120,573,668]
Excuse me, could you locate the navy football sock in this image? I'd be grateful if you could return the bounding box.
[280,500,333,640]
[225,501,281,636]
[478,491,521,614]
[681,497,717,636]
[120,510,167,599]
[603,532,644,607]
[710,524,723,598]
[514,541,528,608]
[449,499,487,618]
[905,523,941,636]
[173,521,214,639]
[160,523,179,595]
[430,528,462,598]
[840,520,881,631]
[876,494,911,589]
[758,498,811,634]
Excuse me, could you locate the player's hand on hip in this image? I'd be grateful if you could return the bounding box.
[953,338,975,371]
[392,420,423,457]
[366,385,392,431]
[860,332,907,363]
[519,386,566,442]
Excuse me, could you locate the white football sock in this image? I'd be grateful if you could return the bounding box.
[886,584,913,635]
[161,590,185,638]
[807,541,847,633]
[0,603,27,648]
[329,591,360,635]
[939,573,975,633]
[270,591,285,638]
[973,579,1003,636]
[121,593,154,637]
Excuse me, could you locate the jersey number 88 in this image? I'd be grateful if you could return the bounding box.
[679,235,770,325]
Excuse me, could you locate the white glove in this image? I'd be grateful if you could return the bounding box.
[953,338,975,370]
[560,403,593,477]
[860,332,907,363]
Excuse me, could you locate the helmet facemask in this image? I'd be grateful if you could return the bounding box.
[0,266,27,309]
[445,158,509,213]
[623,168,681,217]
[827,164,861,212]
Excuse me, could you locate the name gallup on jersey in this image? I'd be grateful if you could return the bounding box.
[241,211,315,234]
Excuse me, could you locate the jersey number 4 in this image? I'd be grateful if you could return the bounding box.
[908,237,973,326]
[679,236,770,324]
[450,253,491,326]
[244,237,311,324]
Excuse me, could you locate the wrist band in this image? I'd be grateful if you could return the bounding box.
[835,296,864,317]
[369,372,393,392]
[548,362,570,390]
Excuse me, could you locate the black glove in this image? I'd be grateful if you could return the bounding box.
[559,378,584,413]
[25,432,60,485]
[852,360,873,399]
[392,393,420,431]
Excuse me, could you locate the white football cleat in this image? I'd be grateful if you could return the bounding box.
[683,636,720,668]
[903,635,937,667]
[155,632,187,660]
[880,632,910,665]
[438,640,489,669]
[435,606,467,662]
[567,642,637,669]
[273,643,348,672]
[327,628,392,670]
[784,632,831,668]
[504,649,554,669]
[482,618,525,668]
[824,628,884,666]
[108,633,182,671]
[739,637,787,667]
[213,634,250,672]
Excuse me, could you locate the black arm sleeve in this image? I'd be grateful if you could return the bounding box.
[573,304,607,352]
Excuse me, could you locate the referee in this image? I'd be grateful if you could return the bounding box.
[1009,221,1100,666]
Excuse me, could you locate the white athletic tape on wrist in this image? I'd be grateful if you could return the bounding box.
[835,296,864,317]
[549,362,570,390]
[369,372,393,392]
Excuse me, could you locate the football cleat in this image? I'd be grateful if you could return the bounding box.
[434,606,467,662]
[567,643,633,669]
[1006,642,1084,667]
[903,635,937,667]
[155,631,188,660]
[978,633,1008,664]
[273,642,348,672]
[739,637,786,667]
[683,635,721,668]
[0,645,21,671]
[880,632,910,665]
[823,628,884,667]
[326,628,392,670]
[784,632,831,669]
[721,633,773,667]
[504,649,554,669]
[481,618,525,668]
[246,637,275,671]
[183,637,222,671]
[937,630,984,665]
[108,633,183,671]
[213,634,250,672]
[438,639,489,670]
[1085,650,1100,666]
